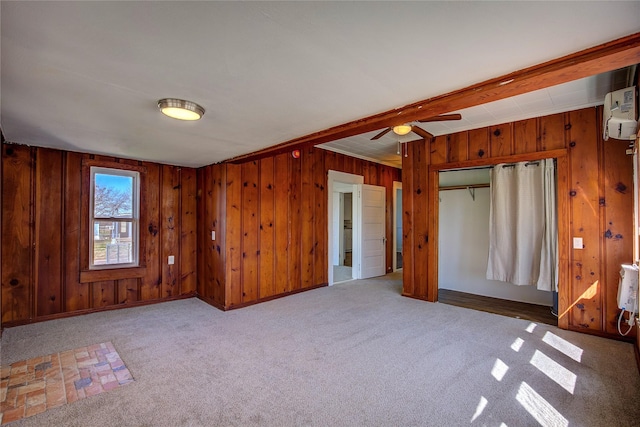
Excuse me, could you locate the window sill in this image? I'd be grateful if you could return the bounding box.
[80,266,146,283]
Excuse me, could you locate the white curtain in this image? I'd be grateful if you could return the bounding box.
[486,159,558,291]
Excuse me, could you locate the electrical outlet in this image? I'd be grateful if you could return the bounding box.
[168,255,175,265]
[573,237,583,249]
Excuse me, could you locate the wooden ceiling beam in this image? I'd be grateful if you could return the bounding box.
[227,32,640,164]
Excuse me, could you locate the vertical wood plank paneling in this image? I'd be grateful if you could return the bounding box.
[0,138,2,324]
[468,128,489,161]
[447,132,467,163]
[430,136,447,165]
[34,148,63,317]
[602,134,634,335]
[513,118,538,155]
[259,158,276,298]
[274,153,290,294]
[64,152,88,312]
[332,152,345,172]
[402,142,415,296]
[117,278,139,304]
[91,280,115,308]
[412,140,429,298]
[1,144,33,323]
[289,154,302,291]
[313,150,327,285]
[300,149,315,289]
[1,142,198,327]
[540,113,567,151]
[353,157,364,177]
[211,164,227,306]
[225,164,243,307]
[427,167,439,302]
[241,161,259,302]
[556,154,571,329]
[196,168,205,299]
[568,109,601,332]
[141,162,161,300]
[324,150,337,173]
[362,162,371,184]
[489,123,513,158]
[180,168,197,294]
[368,162,379,186]
[161,165,180,297]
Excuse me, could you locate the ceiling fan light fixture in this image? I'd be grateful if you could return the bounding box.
[392,124,412,136]
[158,98,205,121]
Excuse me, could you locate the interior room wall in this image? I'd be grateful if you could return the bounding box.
[403,106,635,340]
[197,147,401,310]
[1,143,197,327]
[396,189,402,251]
[438,169,553,305]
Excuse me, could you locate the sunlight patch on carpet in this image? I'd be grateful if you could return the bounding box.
[491,358,509,382]
[516,381,568,427]
[542,331,583,362]
[470,395,488,422]
[529,350,576,394]
[510,337,524,352]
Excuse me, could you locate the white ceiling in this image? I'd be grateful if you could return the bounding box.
[321,68,634,168]
[1,2,639,168]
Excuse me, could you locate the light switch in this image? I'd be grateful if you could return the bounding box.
[573,237,583,249]
[211,230,216,241]
[168,255,175,265]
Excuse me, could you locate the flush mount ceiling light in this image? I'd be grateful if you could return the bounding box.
[158,98,205,121]
[392,124,412,136]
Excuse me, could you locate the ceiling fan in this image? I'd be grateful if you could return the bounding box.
[370,113,462,140]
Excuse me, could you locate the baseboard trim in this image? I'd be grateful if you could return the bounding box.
[197,294,225,311]
[1,292,197,329]
[401,292,435,303]
[223,283,328,311]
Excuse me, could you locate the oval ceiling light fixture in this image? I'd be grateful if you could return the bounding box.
[392,124,412,136]
[158,98,205,121]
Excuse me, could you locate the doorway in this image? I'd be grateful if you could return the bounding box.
[333,187,355,283]
[393,181,403,271]
[436,163,558,324]
[327,170,387,285]
[328,170,363,285]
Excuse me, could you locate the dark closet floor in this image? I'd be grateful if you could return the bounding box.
[437,289,557,326]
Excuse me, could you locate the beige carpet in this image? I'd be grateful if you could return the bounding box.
[2,272,639,426]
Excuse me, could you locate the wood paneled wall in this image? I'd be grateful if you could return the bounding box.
[197,147,401,310]
[1,143,197,326]
[403,106,635,340]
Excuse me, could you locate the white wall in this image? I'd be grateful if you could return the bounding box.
[395,189,402,250]
[438,170,553,306]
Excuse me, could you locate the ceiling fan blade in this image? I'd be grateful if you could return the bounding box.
[371,127,392,140]
[411,125,434,140]
[418,113,462,123]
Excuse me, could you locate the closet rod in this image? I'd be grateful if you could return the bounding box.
[438,183,490,191]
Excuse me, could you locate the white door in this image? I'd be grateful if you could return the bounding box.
[358,184,386,279]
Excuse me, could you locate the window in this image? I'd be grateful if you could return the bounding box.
[90,167,140,269]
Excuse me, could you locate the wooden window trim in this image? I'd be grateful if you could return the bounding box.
[79,266,146,283]
[80,159,148,279]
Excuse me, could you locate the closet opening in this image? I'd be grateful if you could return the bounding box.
[436,162,558,326]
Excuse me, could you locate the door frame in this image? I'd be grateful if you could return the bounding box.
[427,150,569,326]
[393,181,402,272]
[327,170,363,286]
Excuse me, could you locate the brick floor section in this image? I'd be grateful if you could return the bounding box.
[0,342,133,425]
